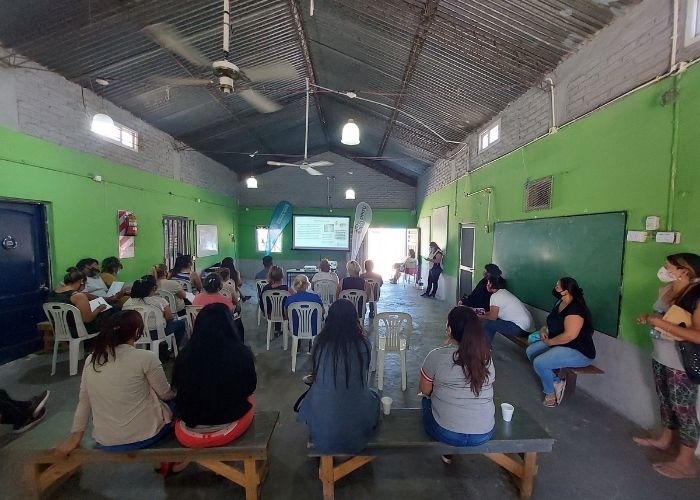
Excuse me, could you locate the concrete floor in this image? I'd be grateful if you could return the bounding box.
[1,283,698,499]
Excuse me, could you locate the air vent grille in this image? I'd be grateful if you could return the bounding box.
[524,176,552,211]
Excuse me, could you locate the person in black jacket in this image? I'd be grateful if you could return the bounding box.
[459,264,502,310]
[172,303,257,448]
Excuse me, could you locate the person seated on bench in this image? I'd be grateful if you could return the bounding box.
[420,306,495,462]
[172,303,256,448]
[47,267,111,334]
[459,263,501,310]
[390,249,418,284]
[297,299,380,454]
[155,263,187,314]
[55,311,175,456]
[260,266,292,335]
[0,388,50,434]
[124,275,187,348]
[480,276,533,347]
[526,277,596,407]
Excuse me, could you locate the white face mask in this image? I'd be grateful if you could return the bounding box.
[657,266,676,283]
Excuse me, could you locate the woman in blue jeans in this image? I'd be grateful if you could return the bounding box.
[420,306,495,463]
[526,277,596,407]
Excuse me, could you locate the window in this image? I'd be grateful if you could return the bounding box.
[163,216,195,270]
[91,119,139,151]
[686,0,700,46]
[479,120,500,152]
[256,226,282,253]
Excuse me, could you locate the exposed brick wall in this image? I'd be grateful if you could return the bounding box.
[237,152,416,209]
[0,48,238,199]
[419,0,700,198]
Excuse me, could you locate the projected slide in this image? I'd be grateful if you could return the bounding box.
[293,215,350,250]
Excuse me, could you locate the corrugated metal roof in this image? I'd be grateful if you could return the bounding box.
[0,0,640,180]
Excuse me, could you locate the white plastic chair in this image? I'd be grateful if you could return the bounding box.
[185,305,203,336]
[256,280,268,326]
[129,305,179,358]
[262,289,289,351]
[43,303,100,376]
[339,289,367,319]
[312,279,337,309]
[155,289,178,312]
[372,312,413,391]
[403,267,418,287]
[365,279,380,316]
[287,302,323,373]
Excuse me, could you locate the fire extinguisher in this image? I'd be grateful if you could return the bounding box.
[125,214,138,236]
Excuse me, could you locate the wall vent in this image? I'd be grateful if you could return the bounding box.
[524,176,553,211]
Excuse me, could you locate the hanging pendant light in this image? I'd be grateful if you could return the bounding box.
[345,188,356,200]
[91,113,116,137]
[246,176,258,189]
[341,119,360,145]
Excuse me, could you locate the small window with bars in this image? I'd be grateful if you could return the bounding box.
[163,216,196,270]
[524,176,553,211]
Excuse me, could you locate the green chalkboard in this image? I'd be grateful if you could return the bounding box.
[492,212,626,336]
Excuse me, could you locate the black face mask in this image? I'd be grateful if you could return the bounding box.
[552,288,563,299]
[88,268,99,277]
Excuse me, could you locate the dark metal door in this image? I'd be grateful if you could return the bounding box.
[0,200,50,363]
[458,224,475,300]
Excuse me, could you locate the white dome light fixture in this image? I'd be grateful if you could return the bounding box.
[246,176,258,189]
[91,113,116,137]
[341,119,360,145]
[345,188,356,200]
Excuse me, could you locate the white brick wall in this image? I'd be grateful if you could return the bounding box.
[237,152,416,209]
[419,0,700,198]
[0,47,238,199]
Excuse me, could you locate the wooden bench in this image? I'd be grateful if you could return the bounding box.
[309,407,554,500]
[0,410,279,500]
[506,335,604,395]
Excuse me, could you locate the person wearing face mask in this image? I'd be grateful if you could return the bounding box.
[525,277,595,407]
[633,253,700,479]
[47,268,112,335]
[75,258,126,305]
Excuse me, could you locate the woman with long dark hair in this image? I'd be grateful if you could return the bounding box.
[172,304,256,447]
[526,277,595,407]
[47,268,110,335]
[420,306,495,458]
[422,242,444,298]
[634,253,700,479]
[220,257,242,289]
[297,299,380,454]
[55,311,174,456]
[170,254,203,292]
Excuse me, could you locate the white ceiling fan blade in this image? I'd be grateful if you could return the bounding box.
[238,89,282,113]
[302,166,324,176]
[307,161,333,168]
[267,161,299,167]
[241,62,298,82]
[144,23,211,68]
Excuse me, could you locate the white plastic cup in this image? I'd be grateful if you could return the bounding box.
[501,403,515,422]
[381,396,393,415]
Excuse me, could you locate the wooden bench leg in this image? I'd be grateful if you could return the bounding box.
[243,458,259,500]
[23,463,41,499]
[319,455,375,500]
[520,452,538,499]
[23,460,83,499]
[198,459,263,499]
[559,369,578,396]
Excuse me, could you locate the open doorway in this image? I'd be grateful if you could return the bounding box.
[367,228,408,281]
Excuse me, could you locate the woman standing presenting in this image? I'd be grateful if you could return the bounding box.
[422,242,444,298]
[634,253,700,479]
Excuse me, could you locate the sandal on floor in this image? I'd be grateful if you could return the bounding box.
[653,462,697,479]
[542,394,557,407]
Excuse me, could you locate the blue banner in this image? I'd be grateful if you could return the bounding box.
[266,201,293,255]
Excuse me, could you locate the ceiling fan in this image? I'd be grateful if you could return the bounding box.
[266,78,333,176]
[143,0,297,113]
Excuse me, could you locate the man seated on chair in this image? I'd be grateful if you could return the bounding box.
[311,259,339,285]
[255,255,274,280]
[284,275,323,353]
[75,258,126,307]
[260,266,292,336]
[360,260,383,318]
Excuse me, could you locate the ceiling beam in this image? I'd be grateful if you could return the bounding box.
[330,145,417,187]
[286,0,329,147]
[377,0,439,157]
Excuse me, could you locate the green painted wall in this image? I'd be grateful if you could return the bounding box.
[417,63,700,347]
[237,207,416,261]
[0,126,238,285]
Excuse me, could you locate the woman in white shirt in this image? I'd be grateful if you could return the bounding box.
[55,310,175,454]
[154,264,187,313]
[480,276,533,347]
[390,249,419,284]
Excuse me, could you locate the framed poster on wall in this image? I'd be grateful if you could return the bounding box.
[196,224,219,257]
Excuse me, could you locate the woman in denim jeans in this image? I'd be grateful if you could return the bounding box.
[526,277,595,407]
[420,306,495,463]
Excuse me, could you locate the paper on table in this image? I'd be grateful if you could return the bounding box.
[107,281,124,296]
[185,292,196,303]
[89,297,112,312]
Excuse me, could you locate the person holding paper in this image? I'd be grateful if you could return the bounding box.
[100,257,131,304]
[75,258,127,305]
[634,253,700,480]
[47,268,112,334]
